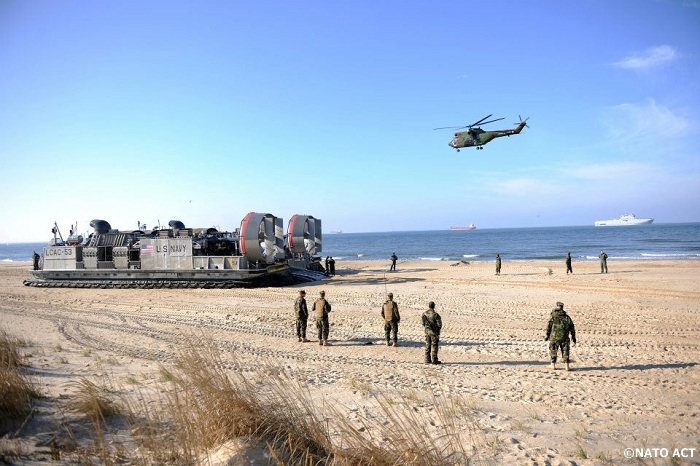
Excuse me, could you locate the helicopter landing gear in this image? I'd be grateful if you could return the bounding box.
[476,146,484,150]
[456,149,460,152]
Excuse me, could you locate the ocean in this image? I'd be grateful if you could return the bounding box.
[2,223,698,264]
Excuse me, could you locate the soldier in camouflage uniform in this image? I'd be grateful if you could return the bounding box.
[544,301,577,370]
[294,290,310,342]
[495,253,502,275]
[599,250,608,273]
[422,301,442,364]
[381,292,401,346]
[313,290,332,346]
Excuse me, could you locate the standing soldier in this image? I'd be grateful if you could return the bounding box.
[381,292,401,346]
[32,251,40,271]
[313,290,332,346]
[294,290,310,342]
[495,253,502,275]
[422,301,442,364]
[599,250,608,273]
[565,252,573,274]
[544,301,577,370]
[390,252,398,271]
[328,257,336,276]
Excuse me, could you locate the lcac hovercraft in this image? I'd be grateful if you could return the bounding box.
[25,212,325,289]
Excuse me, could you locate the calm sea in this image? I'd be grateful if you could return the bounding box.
[2,223,698,263]
[321,223,700,262]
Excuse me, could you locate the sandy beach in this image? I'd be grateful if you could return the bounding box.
[1,259,699,464]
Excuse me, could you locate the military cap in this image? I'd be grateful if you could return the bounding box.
[320,290,325,296]
[556,301,564,308]
[388,292,393,298]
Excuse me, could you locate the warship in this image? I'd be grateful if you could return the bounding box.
[594,213,654,227]
[24,212,326,289]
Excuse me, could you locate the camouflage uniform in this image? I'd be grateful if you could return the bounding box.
[294,291,309,342]
[422,302,442,364]
[495,254,501,275]
[545,302,576,369]
[565,252,573,274]
[381,293,401,346]
[390,253,398,271]
[313,291,332,346]
[599,251,608,273]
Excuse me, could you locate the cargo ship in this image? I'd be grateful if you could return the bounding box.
[450,224,476,231]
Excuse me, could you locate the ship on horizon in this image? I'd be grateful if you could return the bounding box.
[594,214,653,227]
[450,223,476,231]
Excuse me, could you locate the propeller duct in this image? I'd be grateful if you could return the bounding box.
[288,215,322,255]
[240,212,284,263]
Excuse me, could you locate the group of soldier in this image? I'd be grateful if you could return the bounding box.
[294,289,576,369]
[494,251,609,275]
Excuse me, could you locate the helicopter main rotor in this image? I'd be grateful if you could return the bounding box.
[433,114,506,131]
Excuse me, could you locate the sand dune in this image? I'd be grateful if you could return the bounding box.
[1,259,698,464]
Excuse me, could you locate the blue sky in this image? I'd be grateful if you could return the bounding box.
[1,0,699,242]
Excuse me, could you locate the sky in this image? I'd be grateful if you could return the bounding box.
[1,0,699,242]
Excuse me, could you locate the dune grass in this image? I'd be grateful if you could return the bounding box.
[2,330,490,465]
[0,328,39,426]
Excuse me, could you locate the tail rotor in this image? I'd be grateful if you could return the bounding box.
[514,115,530,128]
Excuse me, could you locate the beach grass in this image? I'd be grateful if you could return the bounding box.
[0,328,39,427]
[1,329,490,465]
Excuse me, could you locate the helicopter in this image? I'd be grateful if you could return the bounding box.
[435,114,529,151]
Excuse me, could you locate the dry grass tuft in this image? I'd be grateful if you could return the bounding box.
[0,328,39,425]
[159,340,333,464]
[67,378,121,422]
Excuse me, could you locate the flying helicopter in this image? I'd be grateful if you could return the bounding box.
[435,115,529,151]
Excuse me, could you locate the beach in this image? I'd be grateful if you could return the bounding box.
[1,259,699,464]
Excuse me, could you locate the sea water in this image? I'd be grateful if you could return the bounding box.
[321,223,700,262]
[2,223,698,263]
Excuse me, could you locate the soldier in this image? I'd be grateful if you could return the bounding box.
[381,292,401,346]
[599,250,608,273]
[294,290,310,342]
[313,290,332,346]
[495,253,502,275]
[328,257,336,276]
[565,252,573,274]
[544,301,577,370]
[390,252,398,271]
[32,251,40,271]
[422,301,442,364]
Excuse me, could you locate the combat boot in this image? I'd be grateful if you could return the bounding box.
[392,341,398,347]
[565,362,570,371]
[550,362,556,370]
[323,340,332,346]
[302,338,310,343]
[386,340,391,346]
[298,337,302,342]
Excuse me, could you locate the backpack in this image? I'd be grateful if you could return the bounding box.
[550,312,571,342]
